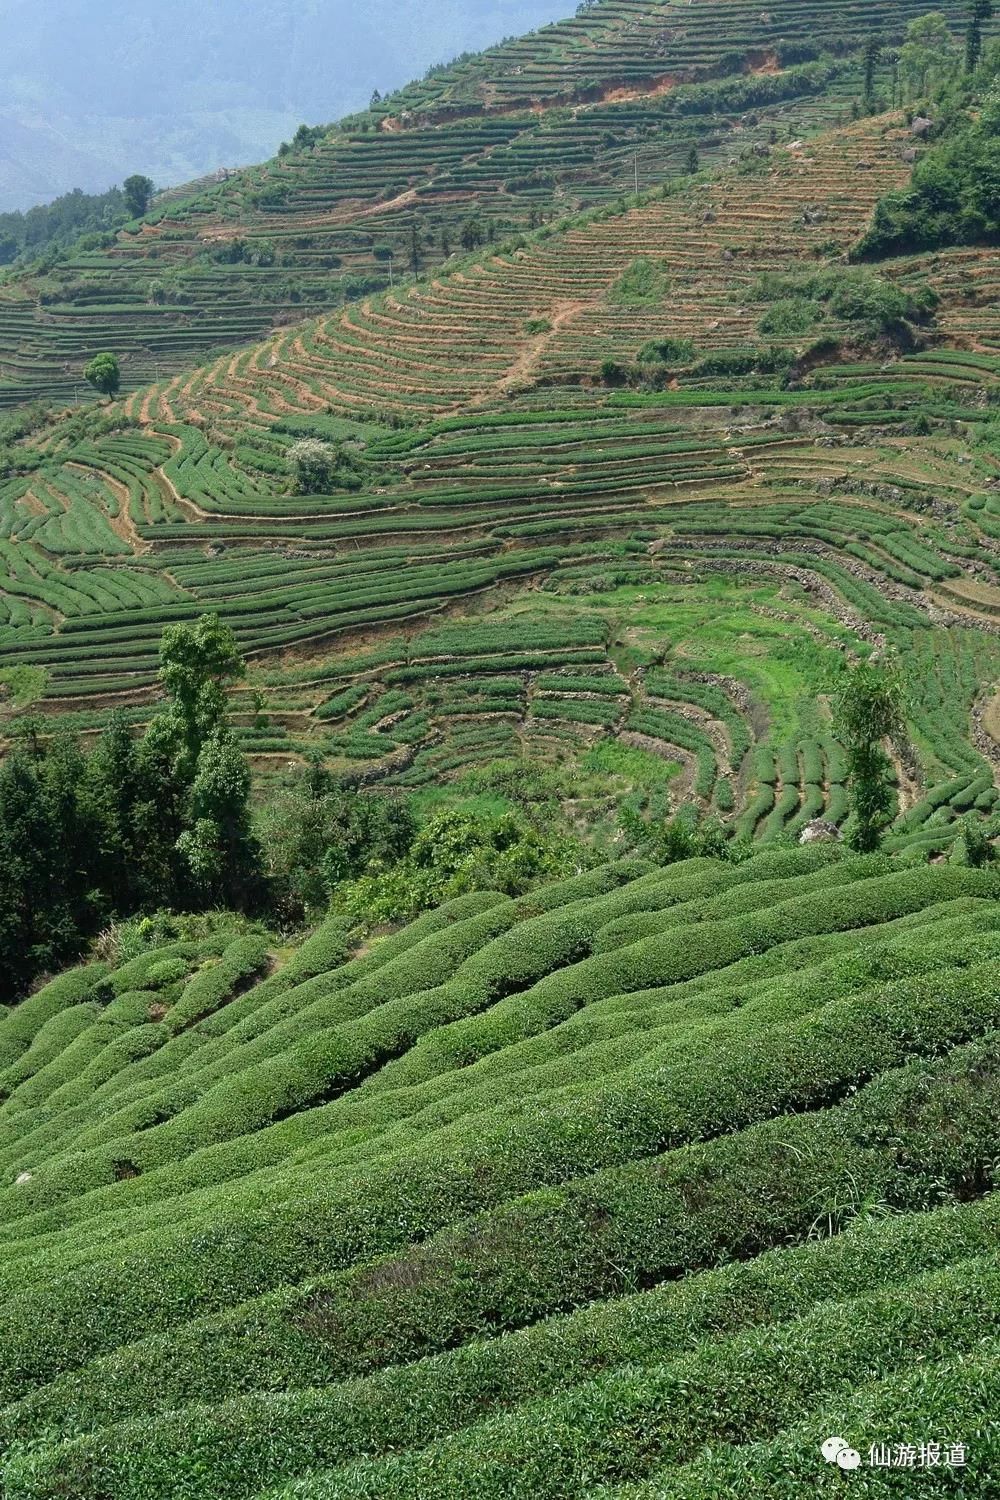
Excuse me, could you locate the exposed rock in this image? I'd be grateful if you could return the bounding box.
[799,819,842,845]
[14,1172,32,1186]
[911,116,933,136]
[678,669,756,716]
[972,694,1000,775]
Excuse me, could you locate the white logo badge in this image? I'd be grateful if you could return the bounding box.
[822,1437,862,1470]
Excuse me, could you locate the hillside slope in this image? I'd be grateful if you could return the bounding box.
[0,849,998,1495]
[0,0,989,407]
[3,104,999,861]
[0,0,572,212]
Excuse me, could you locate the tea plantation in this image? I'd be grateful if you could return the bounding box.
[0,0,992,407]
[2,0,1000,1490]
[0,848,998,1495]
[3,99,1000,859]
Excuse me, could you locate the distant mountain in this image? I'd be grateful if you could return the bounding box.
[0,0,572,210]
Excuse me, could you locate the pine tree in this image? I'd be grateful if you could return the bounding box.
[966,0,993,71]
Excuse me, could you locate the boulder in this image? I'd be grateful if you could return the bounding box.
[799,819,842,845]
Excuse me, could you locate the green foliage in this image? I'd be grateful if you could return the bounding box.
[608,258,666,307]
[287,438,338,494]
[636,336,696,364]
[459,217,486,251]
[158,614,245,765]
[0,618,262,997]
[122,175,155,220]
[750,267,937,339]
[260,760,417,921]
[966,0,994,71]
[858,44,1000,255]
[332,807,583,922]
[621,806,738,863]
[834,655,909,853]
[899,11,958,97]
[757,296,823,336]
[83,352,121,397]
[0,184,129,267]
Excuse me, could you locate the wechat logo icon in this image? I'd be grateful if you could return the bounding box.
[822,1437,862,1471]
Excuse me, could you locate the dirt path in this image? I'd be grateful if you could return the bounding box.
[890,748,921,814]
[66,461,150,555]
[643,693,734,776]
[145,430,208,523]
[973,690,1000,787]
[475,297,591,404]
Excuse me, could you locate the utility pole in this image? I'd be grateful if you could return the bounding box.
[634,152,639,196]
[388,257,394,290]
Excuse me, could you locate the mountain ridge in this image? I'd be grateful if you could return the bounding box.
[0,0,572,212]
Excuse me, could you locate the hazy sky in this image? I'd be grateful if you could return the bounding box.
[0,0,573,211]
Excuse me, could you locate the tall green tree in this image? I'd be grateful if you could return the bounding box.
[155,614,263,908]
[0,616,264,996]
[122,174,154,218]
[176,730,264,909]
[899,12,956,97]
[966,0,993,70]
[408,217,422,274]
[83,353,120,397]
[862,34,884,109]
[86,710,156,911]
[0,732,106,995]
[157,613,245,767]
[834,655,908,853]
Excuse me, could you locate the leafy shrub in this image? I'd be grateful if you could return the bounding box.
[608,259,665,306]
[636,337,696,364]
[757,297,823,337]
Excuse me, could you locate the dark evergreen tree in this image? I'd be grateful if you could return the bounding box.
[122,174,154,218]
[835,656,908,853]
[966,0,994,71]
[0,614,264,997]
[862,35,883,110]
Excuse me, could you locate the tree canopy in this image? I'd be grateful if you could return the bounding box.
[83,352,121,396]
[122,174,154,218]
[834,655,908,853]
[0,614,260,996]
[856,43,1000,258]
[899,12,957,97]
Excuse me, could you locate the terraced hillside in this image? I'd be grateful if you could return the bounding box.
[4,7,1000,1493]
[3,105,999,861]
[0,849,997,1497]
[0,0,990,407]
